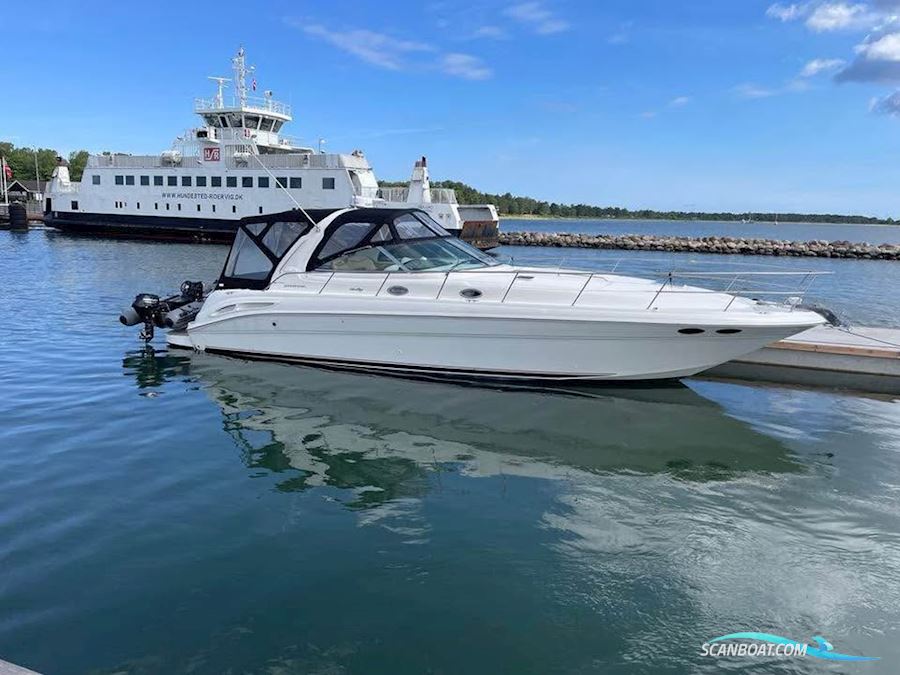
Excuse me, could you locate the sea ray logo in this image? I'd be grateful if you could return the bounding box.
[702,632,879,662]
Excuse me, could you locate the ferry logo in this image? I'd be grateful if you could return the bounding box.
[702,632,879,662]
[203,147,221,162]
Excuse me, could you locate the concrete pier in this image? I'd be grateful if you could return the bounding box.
[705,325,900,394]
[500,231,900,260]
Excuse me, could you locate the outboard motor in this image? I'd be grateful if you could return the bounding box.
[119,280,205,342]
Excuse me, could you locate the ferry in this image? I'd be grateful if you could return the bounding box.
[44,47,499,248]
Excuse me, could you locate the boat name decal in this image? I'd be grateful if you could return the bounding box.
[160,192,244,201]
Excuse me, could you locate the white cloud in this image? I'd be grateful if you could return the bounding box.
[764,1,881,30]
[440,53,493,80]
[800,57,846,76]
[472,25,507,39]
[669,96,691,107]
[640,111,658,119]
[299,23,433,70]
[861,31,900,60]
[870,90,900,114]
[504,2,570,35]
[733,83,778,99]
[292,19,493,81]
[766,3,809,21]
[806,3,874,31]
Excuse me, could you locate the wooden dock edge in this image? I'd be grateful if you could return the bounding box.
[701,326,900,395]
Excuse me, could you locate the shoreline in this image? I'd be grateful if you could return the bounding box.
[500,214,899,227]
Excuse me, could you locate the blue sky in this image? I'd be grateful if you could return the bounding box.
[3,0,900,215]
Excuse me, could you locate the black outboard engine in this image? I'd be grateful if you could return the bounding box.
[119,280,206,342]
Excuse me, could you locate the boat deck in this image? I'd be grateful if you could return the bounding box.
[704,325,900,395]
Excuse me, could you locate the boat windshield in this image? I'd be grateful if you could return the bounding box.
[316,235,498,272]
[313,210,500,272]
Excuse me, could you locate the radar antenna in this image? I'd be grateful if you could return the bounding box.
[207,76,230,108]
[232,46,256,108]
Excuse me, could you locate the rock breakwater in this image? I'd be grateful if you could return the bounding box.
[499,231,900,260]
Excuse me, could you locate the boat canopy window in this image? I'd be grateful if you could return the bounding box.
[310,209,499,273]
[219,217,313,290]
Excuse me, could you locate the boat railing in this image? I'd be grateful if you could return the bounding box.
[194,96,292,117]
[280,267,830,312]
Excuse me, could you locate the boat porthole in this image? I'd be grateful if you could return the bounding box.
[272,322,277,327]
[387,286,409,296]
[460,288,483,299]
[716,328,742,335]
[678,328,705,335]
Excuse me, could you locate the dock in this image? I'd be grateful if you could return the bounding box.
[0,203,44,224]
[705,325,900,395]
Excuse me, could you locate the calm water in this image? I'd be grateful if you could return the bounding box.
[505,218,900,245]
[2,229,900,674]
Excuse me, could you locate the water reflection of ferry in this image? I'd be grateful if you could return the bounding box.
[123,350,798,498]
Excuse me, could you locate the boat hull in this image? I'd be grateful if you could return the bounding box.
[174,310,820,381]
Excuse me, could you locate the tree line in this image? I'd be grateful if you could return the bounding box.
[0,142,89,183]
[383,179,896,225]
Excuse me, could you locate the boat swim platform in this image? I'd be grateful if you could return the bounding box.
[702,325,900,395]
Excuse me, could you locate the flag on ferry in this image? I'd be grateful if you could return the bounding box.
[251,78,257,91]
[3,162,11,180]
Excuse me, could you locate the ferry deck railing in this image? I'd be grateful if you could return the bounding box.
[377,187,459,204]
[274,267,829,312]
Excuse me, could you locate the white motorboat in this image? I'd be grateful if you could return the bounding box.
[120,207,827,381]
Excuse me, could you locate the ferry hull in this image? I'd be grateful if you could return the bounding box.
[45,211,239,241]
[175,310,821,382]
[46,210,498,248]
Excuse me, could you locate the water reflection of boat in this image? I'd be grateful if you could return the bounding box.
[122,350,798,498]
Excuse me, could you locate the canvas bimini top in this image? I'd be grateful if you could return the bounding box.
[217,207,500,290]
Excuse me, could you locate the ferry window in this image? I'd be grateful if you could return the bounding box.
[273,121,283,132]
[154,203,158,210]
[71,201,78,210]
[166,203,170,211]
[137,202,140,209]
[264,118,276,132]
[227,176,237,188]
[92,175,101,185]
[259,207,263,214]
[242,176,253,188]
[167,176,177,186]
[197,204,201,212]
[196,176,207,187]
[140,175,149,186]
[177,204,182,211]
[322,177,335,190]
[154,176,163,186]
[228,113,242,128]
[244,115,261,130]
[275,176,287,189]
[212,204,216,213]
[258,176,269,188]
[115,175,123,185]
[125,175,135,185]
[219,115,229,128]
[182,176,192,187]
[290,177,302,189]
[232,205,237,213]
[211,176,222,187]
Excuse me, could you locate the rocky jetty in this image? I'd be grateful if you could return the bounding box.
[498,231,900,260]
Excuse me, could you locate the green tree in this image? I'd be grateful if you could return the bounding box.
[68,150,89,182]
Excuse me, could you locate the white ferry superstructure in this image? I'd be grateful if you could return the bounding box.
[44,47,499,248]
